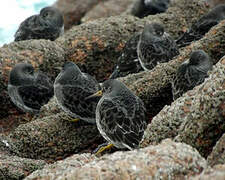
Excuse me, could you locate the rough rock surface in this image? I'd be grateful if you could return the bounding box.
[0,0,224,179]
[25,139,207,180]
[81,0,135,23]
[0,153,46,180]
[8,112,102,161]
[54,0,102,30]
[141,55,225,157]
[56,0,209,81]
[207,133,225,166]
[191,164,225,180]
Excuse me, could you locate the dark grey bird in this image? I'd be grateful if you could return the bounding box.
[172,50,213,100]
[86,79,147,154]
[110,33,143,79]
[137,23,179,71]
[131,0,170,18]
[176,4,225,48]
[54,61,101,124]
[8,63,54,114]
[14,6,64,41]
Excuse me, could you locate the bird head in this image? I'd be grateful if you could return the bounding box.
[141,23,165,42]
[9,63,35,86]
[40,6,64,27]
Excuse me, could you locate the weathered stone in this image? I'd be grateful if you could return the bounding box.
[141,55,225,157]
[24,153,97,179]
[207,133,225,166]
[0,154,46,180]
[56,0,209,81]
[25,139,207,180]
[54,0,102,30]
[81,0,135,23]
[8,112,102,161]
[191,164,225,180]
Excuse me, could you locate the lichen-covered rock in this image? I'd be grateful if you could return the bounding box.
[8,113,102,161]
[174,57,225,157]
[207,133,225,166]
[0,154,46,180]
[25,139,207,180]
[24,153,97,179]
[81,0,135,23]
[191,164,225,180]
[141,55,225,158]
[54,0,102,30]
[206,0,225,7]
[56,0,209,81]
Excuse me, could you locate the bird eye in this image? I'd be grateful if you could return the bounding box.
[43,12,49,18]
[27,69,33,75]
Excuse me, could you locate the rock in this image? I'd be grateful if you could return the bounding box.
[191,164,225,180]
[0,153,46,180]
[8,113,103,161]
[207,133,225,166]
[24,153,97,179]
[56,0,209,81]
[81,0,135,23]
[54,0,101,30]
[25,139,207,179]
[141,54,225,158]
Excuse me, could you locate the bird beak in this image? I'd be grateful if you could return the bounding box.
[85,90,103,100]
[54,66,62,71]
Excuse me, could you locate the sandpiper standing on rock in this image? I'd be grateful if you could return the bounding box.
[14,6,64,41]
[176,4,225,47]
[137,22,179,71]
[54,61,101,124]
[8,63,54,114]
[110,33,143,79]
[172,50,213,100]
[86,79,147,154]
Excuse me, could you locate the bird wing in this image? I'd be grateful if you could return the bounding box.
[17,83,53,111]
[98,96,147,149]
[14,15,59,41]
[17,72,53,110]
[172,64,208,100]
[58,84,99,119]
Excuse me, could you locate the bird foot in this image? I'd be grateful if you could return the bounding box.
[93,143,114,155]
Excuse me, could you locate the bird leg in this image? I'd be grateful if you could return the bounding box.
[68,118,80,122]
[93,143,114,155]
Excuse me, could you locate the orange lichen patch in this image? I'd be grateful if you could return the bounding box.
[182,105,190,113]
[71,36,88,48]
[92,36,105,50]
[219,100,225,114]
[69,49,87,64]
[85,40,92,50]
[20,50,44,65]
[115,42,125,51]
[221,58,225,65]
[184,100,192,105]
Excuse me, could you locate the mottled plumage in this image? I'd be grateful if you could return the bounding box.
[137,23,179,71]
[14,6,64,41]
[176,4,225,48]
[54,62,101,124]
[8,63,54,114]
[110,33,143,79]
[131,0,170,18]
[172,50,213,100]
[90,79,147,150]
